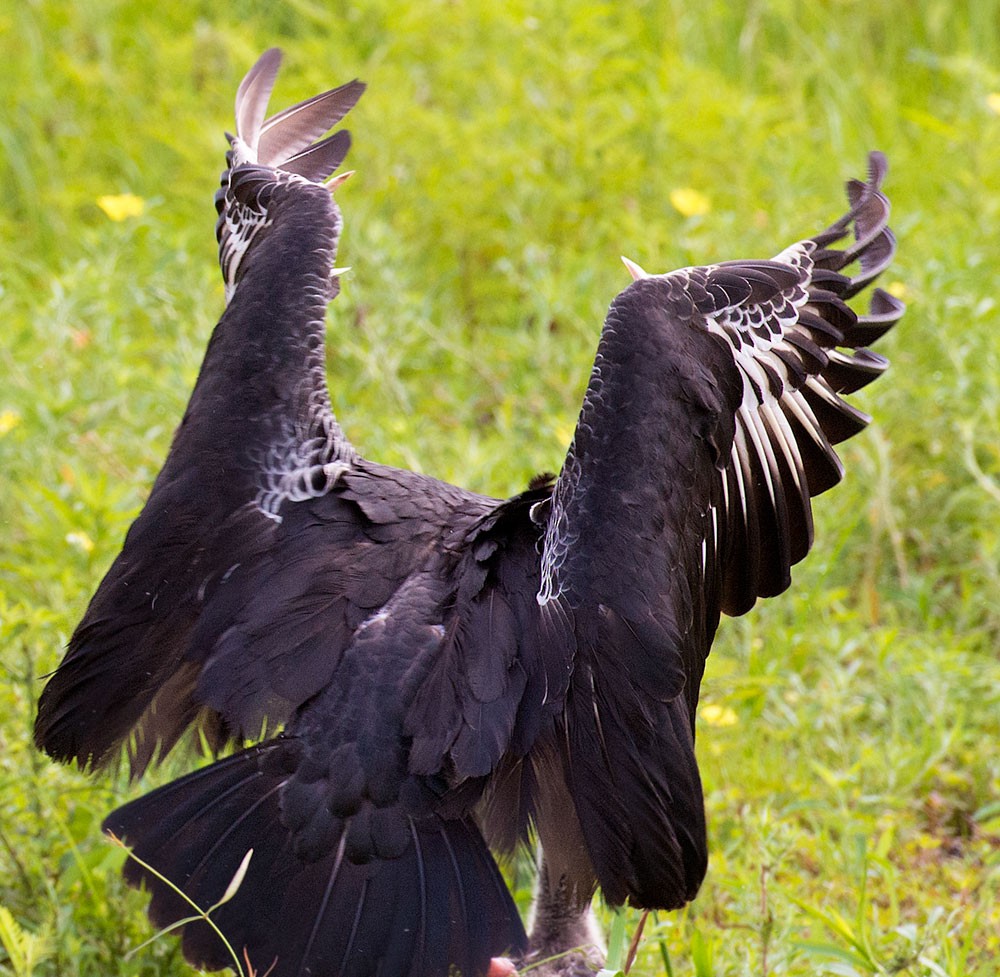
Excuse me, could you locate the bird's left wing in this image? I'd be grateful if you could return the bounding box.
[536,153,903,909]
[34,50,371,774]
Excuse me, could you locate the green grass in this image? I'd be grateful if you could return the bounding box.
[3,1,1000,974]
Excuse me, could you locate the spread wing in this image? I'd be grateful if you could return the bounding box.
[35,46,556,838]
[537,152,903,908]
[33,53,379,774]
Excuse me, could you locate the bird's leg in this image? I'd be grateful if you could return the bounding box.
[519,853,606,977]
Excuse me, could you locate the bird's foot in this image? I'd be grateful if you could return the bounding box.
[488,959,519,977]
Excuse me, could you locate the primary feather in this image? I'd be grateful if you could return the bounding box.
[35,49,902,977]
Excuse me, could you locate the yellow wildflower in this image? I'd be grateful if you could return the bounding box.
[97,193,146,221]
[66,531,95,554]
[699,703,738,727]
[0,409,21,436]
[669,187,711,218]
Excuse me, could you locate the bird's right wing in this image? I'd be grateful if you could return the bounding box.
[536,154,903,908]
[37,49,548,977]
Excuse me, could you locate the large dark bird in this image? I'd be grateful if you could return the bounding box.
[35,49,903,977]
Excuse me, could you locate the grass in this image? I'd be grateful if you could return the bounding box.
[2,1,1000,974]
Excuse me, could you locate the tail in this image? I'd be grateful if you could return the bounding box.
[105,744,527,977]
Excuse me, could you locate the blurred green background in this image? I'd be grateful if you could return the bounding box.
[2,1,999,974]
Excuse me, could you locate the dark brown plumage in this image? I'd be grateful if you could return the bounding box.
[34,49,902,977]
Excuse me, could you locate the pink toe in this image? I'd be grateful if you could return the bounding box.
[487,958,518,977]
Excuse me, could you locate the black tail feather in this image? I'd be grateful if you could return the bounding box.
[105,747,527,977]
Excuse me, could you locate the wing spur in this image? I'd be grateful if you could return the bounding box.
[538,151,902,909]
